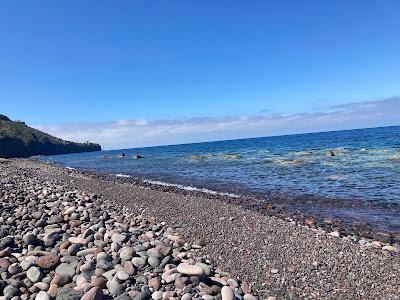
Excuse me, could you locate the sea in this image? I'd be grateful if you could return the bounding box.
[42,125,400,232]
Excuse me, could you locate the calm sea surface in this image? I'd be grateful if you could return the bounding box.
[43,126,400,232]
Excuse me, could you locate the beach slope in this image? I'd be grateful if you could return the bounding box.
[1,159,400,299]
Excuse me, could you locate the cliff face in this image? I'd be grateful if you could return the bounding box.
[0,114,101,158]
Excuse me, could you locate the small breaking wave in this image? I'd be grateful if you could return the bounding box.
[292,150,314,157]
[262,158,308,166]
[328,174,348,180]
[142,179,241,198]
[116,174,132,178]
[191,153,241,160]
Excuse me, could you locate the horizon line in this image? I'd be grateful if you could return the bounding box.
[107,123,400,151]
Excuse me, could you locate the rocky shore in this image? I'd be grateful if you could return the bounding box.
[1,159,400,299]
[0,159,256,300]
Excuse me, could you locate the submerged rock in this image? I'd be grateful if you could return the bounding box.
[327,150,336,157]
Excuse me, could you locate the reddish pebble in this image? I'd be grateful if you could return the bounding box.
[36,255,60,269]
[81,287,104,300]
[68,237,87,245]
[47,283,58,297]
[59,241,71,251]
[0,258,11,270]
[304,218,315,226]
[91,276,107,288]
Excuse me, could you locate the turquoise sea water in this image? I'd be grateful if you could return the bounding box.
[43,126,400,232]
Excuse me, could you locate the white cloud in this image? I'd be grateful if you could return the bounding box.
[32,97,400,150]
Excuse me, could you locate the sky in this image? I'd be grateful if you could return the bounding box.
[1,1,400,149]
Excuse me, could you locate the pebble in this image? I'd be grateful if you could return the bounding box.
[151,291,163,300]
[3,285,20,298]
[221,286,235,300]
[81,287,104,300]
[227,278,239,288]
[148,277,161,290]
[133,292,151,300]
[36,255,60,269]
[117,270,130,281]
[91,276,107,288]
[107,279,124,296]
[111,233,128,244]
[68,237,87,245]
[177,263,205,276]
[148,256,160,268]
[382,245,396,252]
[76,248,97,257]
[55,263,76,277]
[8,263,22,275]
[132,257,147,267]
[181,294,192,300]
[67,244,80,256]
[51,274,72,286]
[27,266,42,282]
[243,294,258,300]
[120,247,135,261]
[35,291,50,300]
[123,261,136,275]
[21,256,38,270]
[80,261,96,277]
[23,233,39,246]
[329,231,340,238]
[55,287,83,300]
[34,282,49,291]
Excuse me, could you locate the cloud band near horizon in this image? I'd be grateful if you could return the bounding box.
[33,97,400,150]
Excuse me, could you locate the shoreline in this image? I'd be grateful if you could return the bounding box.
[38,159,400,245]
[2,158,400,298]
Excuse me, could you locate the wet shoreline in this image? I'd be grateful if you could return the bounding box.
[40,126,400,236]
[39,159,400,245]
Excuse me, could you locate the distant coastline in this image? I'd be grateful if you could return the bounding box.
[0,114,101,158]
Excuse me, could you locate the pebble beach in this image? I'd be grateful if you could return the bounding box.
[1,159,400,299]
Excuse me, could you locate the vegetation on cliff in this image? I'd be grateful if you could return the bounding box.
[0,114,101,158]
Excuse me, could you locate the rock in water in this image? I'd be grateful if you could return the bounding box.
[327,150,335,157]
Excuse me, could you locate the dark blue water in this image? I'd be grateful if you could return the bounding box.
[43,126,400,232]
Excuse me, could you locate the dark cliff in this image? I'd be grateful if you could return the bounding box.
[0,114,101,158]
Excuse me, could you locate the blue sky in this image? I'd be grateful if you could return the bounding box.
[1,1,400,148]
